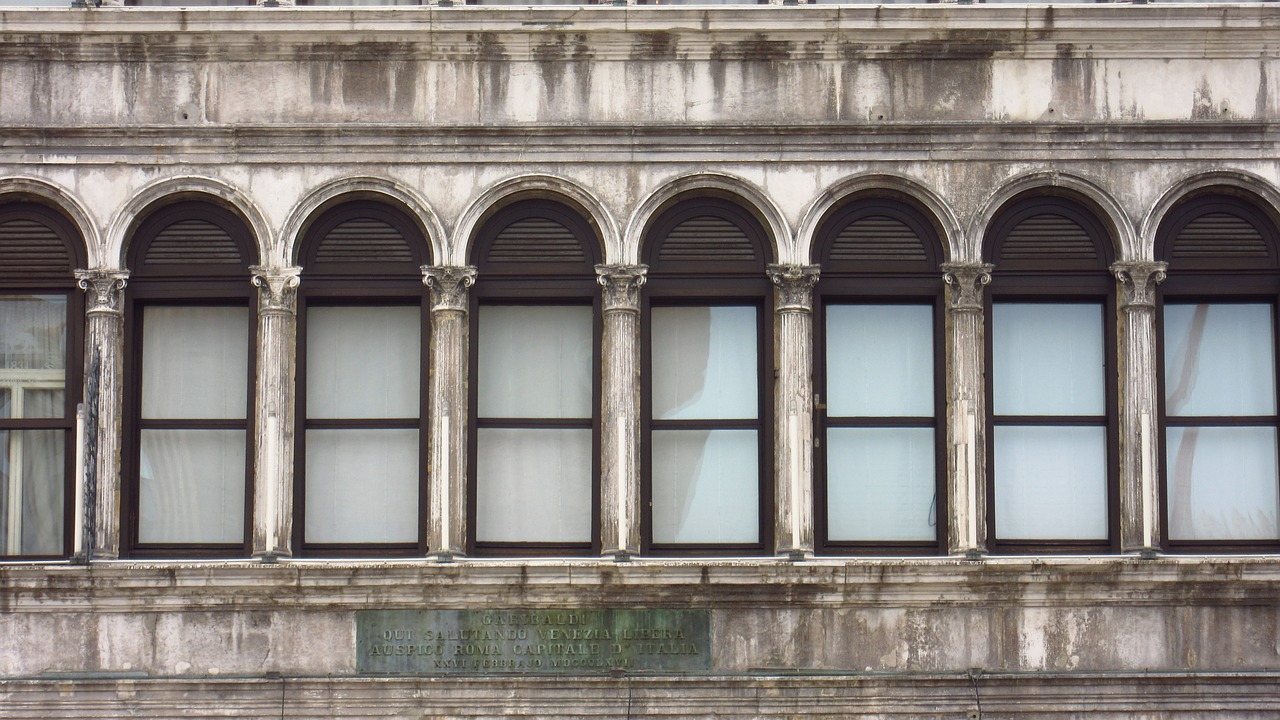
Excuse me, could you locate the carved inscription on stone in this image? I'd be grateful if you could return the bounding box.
[357,609,711,674]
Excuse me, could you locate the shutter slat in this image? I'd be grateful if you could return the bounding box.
[0,218,73,281]
[999,213,1098,262]
[1171,212,1269,260]
[314,217,415,265]
[828,214,927,263]
[658,215,757,262]
[145,219,244,266]
[487,217,587,264]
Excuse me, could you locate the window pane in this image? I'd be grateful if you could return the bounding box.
[138,429,245,544]
[1164,303,1276,417]
[478,305,592,420]
[306,306,420,420]
[993,303,1104,416]
[994,425,1108,540]
[305,428,419,544]
[476,428,592,543]
[1167,426,1279,541]
[142,306,248,420]
[826,304,933,417]
[0,295,67,420]
[652,306,757,420]
[0,429,64,555]
[651,429,758,544]
[826,427,935,542]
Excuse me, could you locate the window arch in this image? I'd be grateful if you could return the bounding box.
[984,194,1118,553]
[812,195,946,554]
[642,196,772,555]
[295,199,431,556]
[1156,192,1280,551]
[0,201,85,558]
[124,199,258,557]
[469,199,602,556]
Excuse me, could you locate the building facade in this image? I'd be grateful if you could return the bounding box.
[1,3,1280,717]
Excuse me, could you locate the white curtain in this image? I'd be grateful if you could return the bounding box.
[306,306,420,420]
[142,306,248,420]
[994,426,1108,540]
[138,429,245,544]
[652,306,757,421]
[993,303,1104,416]
[305,428,419,543]
[476,428,592,543]
[651,429,758,543]
[826,304,933,417]
[478,305,592,419]
[826,427,935,542]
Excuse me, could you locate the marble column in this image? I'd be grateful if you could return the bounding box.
[596,264,647,560]
[249,267,301,561]
[74,270,128,561]
[941,263,993,557]
[423,266,476,560]
[1111,261,1167,555]
[768,264,820,559]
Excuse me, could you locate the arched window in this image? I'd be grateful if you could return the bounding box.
[813,195,945,554]
[642,197,772,555]
[984,195,1117,552]
[296,200,431,556]
[1156,192,1280,551]
[469,199,601,555]
[124,200,257,557]
[0,201,84,558]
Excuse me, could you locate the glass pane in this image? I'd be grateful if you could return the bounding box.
[305,429,419,544]
[0,429,64,555]
[0,295,67,420]
[142,306,248,420]
[1164,303,1276,417]
[994,425,1108,540]
[826,427,935,542]
[0,389,9,419]
[306,306,421,420]
[652,306,757,420]
[993,303,1104,416]
[651,429,758,544]
[1167,426,1279,541]
[476,428,592,543]
[826,304,933,417]
[478,306,593,420]
[138,429,245,544]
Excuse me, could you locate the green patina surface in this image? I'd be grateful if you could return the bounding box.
[357,608,711,674]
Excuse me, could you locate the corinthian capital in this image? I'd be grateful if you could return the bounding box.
[766,264,820,312]
[941,263,994,313]
[75,270,129,316]
[595,264,648,313]
[423,266,477,312]
[1111,261,1167,310]
[250,266,302,315]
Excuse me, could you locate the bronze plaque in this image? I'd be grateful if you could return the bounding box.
[357,608,711,674]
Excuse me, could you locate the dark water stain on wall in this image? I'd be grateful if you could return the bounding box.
[1051,43,1096,121]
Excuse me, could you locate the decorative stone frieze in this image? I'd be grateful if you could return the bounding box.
[424,266,477,560]
[595,264,647,559]
[249,267,301,560]
[1111,261,1168,555]
[767,264,819,558]
[940,263,994,557]
[74,270,128,560]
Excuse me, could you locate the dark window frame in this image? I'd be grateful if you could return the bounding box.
[983,195,1120,554]
[640,197,774,556]
[812,196,948,556]
[467,199,604,557]
[294,200,432,558]
[0,201,87,560]
[1155,193,1280,553]
[122,200,259,559]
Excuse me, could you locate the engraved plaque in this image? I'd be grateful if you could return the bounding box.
[357,609,711,674]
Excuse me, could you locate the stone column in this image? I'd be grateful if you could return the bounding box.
[941,263,993,558]
[767,265,820,559]
[74,270,128,561]
[249,267,301,561]
[1111,261,1167,555]
[595,264,647,560]
[423,266,476,560]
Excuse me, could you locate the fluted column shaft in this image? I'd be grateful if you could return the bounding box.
[941,263,993,557]
[768,264,820,558]
[1112,261,1167,554]
[424,266,476,560]
[75,270,128,560]
[596,265,647,560]
[249,267,301,560]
